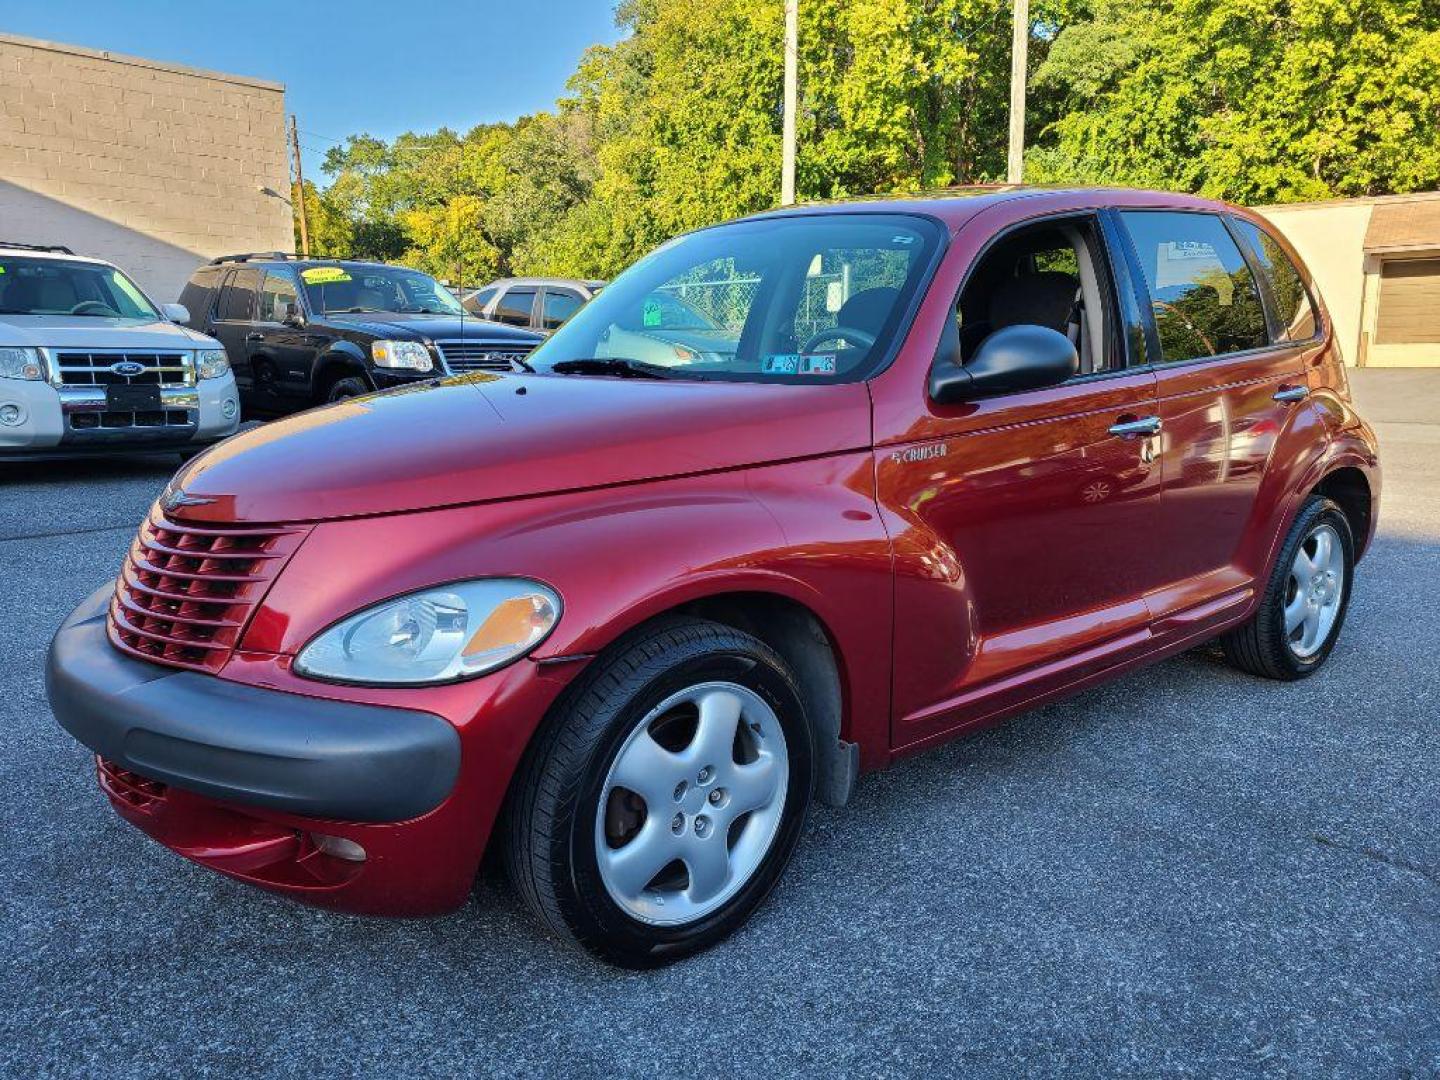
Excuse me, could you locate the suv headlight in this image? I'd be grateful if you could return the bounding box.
[196,349,230,380]
[371,340,433,372]
[0,347,44,381]
[293,579,561,686]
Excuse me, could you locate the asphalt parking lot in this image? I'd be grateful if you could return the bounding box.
[2,371,1436,1077]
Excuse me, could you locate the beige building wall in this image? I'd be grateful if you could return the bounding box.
[1258,192,1440,368]
[0,33,292,305]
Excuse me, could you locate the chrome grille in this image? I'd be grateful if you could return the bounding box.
[55,351,193,387]
[107,511,309,673]
[435,340,534,374]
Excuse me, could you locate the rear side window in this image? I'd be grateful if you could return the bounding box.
[496,287,537,326]
[1232,218,1319,343]
[216,269,260,322]
[1120,211,1268,362]
[540,289,583,330]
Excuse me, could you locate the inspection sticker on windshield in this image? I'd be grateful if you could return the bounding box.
[762,353,837,376]
[642,298,662,327]
[301,267,351,284]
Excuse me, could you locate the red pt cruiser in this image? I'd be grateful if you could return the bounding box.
[48,188,1380,966]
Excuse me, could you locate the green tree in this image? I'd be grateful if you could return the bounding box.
[1031,0,1440,202]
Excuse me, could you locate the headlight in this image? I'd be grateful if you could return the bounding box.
[0,347,44,381]
[196,349,230,380]
[371,340,433,372]
[293,579,561,686]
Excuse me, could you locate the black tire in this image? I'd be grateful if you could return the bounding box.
[1222,495,1355,681]
[504,617,815,968]
[325,376,369,403]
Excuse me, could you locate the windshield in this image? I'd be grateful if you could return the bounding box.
[526,213,944,382]
[0,256,160,319]
[298,264,465,316]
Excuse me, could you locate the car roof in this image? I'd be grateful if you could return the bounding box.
[476,277,605,290]
[741,185,1233,229]
[0,246,113,267]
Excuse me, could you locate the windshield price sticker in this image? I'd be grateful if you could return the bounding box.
[762,353,837,375]
[301,267,352,285]
[642,298,662,327]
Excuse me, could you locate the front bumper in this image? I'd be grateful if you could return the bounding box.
[46,586,584,915]
[47,588,459,822]
[0,376,239,455]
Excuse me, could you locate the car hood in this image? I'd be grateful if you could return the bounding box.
[170,372,872,523]
[0,315,215,349]
[321,312,540,343]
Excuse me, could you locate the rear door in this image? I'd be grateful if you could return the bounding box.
[1115,209,1312,632]
[210,268,261,396]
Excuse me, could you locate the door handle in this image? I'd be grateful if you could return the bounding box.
[1273,385,1309,403]
[244,332,263,342]
[1109,415,1162,438]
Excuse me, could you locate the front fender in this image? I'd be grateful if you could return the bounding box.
[242,453,894,764]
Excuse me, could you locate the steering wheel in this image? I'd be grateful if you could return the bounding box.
[800,326,876,353]
[70,301,120,317]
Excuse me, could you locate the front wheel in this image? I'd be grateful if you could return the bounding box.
[325,376,369,403]
[505,618,814,967]
[1222,495,1355,680]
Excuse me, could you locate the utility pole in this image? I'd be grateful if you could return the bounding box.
[290,114,311,256]
[781,0,798,206]
[1006,0,1029,184]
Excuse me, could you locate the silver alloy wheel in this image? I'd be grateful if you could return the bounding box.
[595,681,789,927]
[1285,522,1346,659]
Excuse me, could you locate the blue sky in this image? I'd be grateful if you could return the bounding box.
[3,1,623,183]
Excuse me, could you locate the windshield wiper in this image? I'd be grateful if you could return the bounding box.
[550,357,695,380]
[509,355,536,374]
[327,307,390,314]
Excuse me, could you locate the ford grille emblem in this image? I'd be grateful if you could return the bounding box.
[110,361,146,377]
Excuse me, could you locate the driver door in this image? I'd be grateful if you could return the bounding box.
[878,210,1166,748]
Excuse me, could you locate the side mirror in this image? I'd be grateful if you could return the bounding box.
[929,324,1078,404]
[161,302,190,324]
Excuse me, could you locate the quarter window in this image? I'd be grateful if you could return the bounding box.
[1232,218,1319,342]
[257,272,298,323]
[1120,211,1268,362]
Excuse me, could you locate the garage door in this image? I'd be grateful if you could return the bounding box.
[1376,258,1440,344]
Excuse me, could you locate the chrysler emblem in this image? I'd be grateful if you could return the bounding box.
[162,486,214,511]
[110,360,147,377]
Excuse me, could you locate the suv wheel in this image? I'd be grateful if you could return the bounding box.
[325,376,368,403]
[505,617,814,968]
[1222,495,1355,680]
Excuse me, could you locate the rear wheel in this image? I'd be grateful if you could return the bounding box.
[505,618,814,968]
[1222,495,1354,680]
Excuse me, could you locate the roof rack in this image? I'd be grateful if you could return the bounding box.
[208,251,304,265]
[0,241,76,255]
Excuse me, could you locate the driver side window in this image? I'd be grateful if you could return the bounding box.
[956,217,1120,376]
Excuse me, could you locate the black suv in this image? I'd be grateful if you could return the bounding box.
[179,254,543,416]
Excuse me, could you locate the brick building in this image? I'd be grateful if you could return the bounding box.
[0,32,292,305]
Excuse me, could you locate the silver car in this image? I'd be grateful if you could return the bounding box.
[0,243,240,457]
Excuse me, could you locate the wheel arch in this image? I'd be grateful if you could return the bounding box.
[1311,466,1374,560]
[312,345,372,403]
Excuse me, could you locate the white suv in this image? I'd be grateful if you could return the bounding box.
[0,243,240,457]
